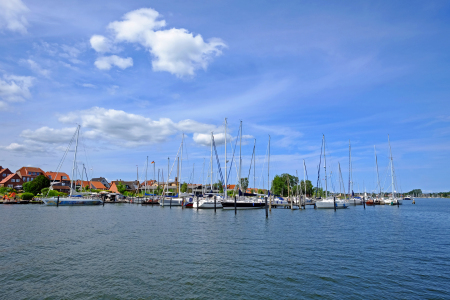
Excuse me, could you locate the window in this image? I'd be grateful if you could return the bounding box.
[8,184,13,188]
[48,175,52,179]
[62,176,67,180]
[2,174,5,177]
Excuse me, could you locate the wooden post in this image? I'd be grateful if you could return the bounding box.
[363,196,365,209]
[196,196,199,210]
[265,196,268,218]
[234,195,237,214]
[56,195,59,207]
[269,195,272,212]
[334,196,336,212]
[214,196,216,212]
[170,197,172,208]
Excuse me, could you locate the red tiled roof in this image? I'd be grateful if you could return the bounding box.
[0,173,20,184]
[17,166,44,176]
[45,172,70,181]
[90,181,107,190]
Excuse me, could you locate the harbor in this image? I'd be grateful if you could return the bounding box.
[0,198,449,299]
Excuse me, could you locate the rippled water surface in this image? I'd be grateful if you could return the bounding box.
[1,199,449,299]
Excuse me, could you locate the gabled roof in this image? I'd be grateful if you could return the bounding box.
[0,173,21,184]
[90,181,107,190]
[0,168,12,176]
[45,171,70,181]
[17,166,44,176]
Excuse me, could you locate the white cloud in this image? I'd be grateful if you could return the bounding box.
[94,55,133,70]
[193,132,233,146]
[91,7,226,76]
[56,107,217,147]
[90,35,112,53]
[0,74,34,104]
[0,0,29,34]
[20,127,77,144]
[20,59,51,77]
[2,142,27,151]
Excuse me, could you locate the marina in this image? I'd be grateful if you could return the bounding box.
[0,198,449,299]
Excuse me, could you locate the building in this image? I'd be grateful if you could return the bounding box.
[45,171,71,185]
[16,167,45,183]
[91,177,110,188]
[0,173,23,189]
[109,180,140,194]
[0,167,13,181]
[75,180,108,190]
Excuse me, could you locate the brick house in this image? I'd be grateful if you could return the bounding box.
[45,171,71,185]
[0,167,13,181]
[0,173,23,188]
[16,167,45,183]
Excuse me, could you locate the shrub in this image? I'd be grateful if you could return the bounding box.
[21,192,34,200]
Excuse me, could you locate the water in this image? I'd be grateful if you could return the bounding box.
[1,199,449,299]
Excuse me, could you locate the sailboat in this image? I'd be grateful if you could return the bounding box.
[221,121,266,210]
[386,135,402,205]
[42,126,102,206]
[347,140,361,205]
[315,135,348,209]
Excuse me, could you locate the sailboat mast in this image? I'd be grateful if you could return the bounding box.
[224,118,227,199]
[70,125,80,196]
[253,139,256,192]
[202,158,205,194]
[323,135,327,198]
[239,121,242,194]
[374,146,381,197]
[210,132,213,192]
[348,140,351,199]
[180,134,184,195]
[145,156,148,195]
[389,135,395,199]
[268,135,270,195]
[303,159,306,199]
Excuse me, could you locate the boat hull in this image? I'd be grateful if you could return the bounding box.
[316,200,348,209]
[222,201,266,210]
[192,200,223,209]
[159,198,183,206]
[43,198,102,206]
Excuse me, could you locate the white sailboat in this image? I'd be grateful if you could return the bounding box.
[315,135,348,209]
[386,135,402,205]
[43,126,102,206]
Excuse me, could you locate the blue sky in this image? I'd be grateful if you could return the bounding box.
[1,0,449,193]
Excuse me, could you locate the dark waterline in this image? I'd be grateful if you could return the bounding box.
[1,199,449,299]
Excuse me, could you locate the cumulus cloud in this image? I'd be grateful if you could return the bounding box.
[20,127,77,144]
[2,107,226,151]
[91,7,226,76]
[0,0,29,34]
[90,35,111,53]
[0,74,34,105]
[193,132,233,146]
[95,55,133,70]
[57,107,217,146]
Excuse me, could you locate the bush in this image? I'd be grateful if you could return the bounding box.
[21,192,34,200]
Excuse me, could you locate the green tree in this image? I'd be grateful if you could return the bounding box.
[258,189,264,194]
[299,180,314,197]
[271,173,299,196]
[116,182,126,194]
[240,178,249,192]
[23,175,50,195]
[181,182,188,193]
